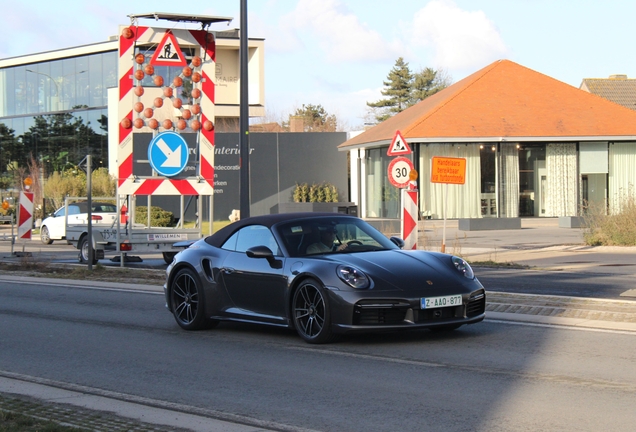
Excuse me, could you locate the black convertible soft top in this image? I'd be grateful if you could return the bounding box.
[204,212,357,248]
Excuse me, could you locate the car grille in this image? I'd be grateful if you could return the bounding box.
[415,305,463,322]
[353,300,409,325]
[352,291,486,326]
[466,291,486,317]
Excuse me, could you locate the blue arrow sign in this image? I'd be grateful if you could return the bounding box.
[148,131,189,177]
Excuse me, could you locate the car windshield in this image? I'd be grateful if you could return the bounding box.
[92,204,116,212]
[276,216,398,257]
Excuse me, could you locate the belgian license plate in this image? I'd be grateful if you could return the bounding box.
[421,295,462,309]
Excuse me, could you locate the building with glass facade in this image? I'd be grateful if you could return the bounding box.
[341,60,636,222]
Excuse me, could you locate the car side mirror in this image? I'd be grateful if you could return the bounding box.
[389,236,405,249]
[246,245,282,269]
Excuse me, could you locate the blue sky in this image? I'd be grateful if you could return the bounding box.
[2,0,635,130]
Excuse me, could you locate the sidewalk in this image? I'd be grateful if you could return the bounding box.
[417,217,636,273]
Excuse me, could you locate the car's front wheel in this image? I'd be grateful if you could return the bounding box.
[170,267,218,331]
[292,278,335,344]
[40,226,53,245]
[78,237,98,265]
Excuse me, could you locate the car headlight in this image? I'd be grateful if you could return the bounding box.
[337,265,370,289]
[452,256,474,279]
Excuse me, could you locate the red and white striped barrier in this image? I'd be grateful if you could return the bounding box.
[401,189,418,250]
[17,191,33,240]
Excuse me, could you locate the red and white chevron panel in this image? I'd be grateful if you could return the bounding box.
[18,191,33,240]
[117,25,215,196]
[401,189,418,250]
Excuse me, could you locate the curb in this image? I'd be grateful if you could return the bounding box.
[486,291,636,332]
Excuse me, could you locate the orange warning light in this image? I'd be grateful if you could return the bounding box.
[122,27,134,39]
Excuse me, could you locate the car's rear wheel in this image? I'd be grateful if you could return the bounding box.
[78,237,98,265]
[292,278,335,344]
[170,267,218,330]
[40,226,53,245]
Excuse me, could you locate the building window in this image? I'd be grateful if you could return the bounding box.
[365,148,400,218]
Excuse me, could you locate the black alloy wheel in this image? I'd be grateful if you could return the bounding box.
[170,268,218,330]
[292,278,335,344]
[40,226,53,245]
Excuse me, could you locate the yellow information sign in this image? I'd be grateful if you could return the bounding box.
[431,157,466,184]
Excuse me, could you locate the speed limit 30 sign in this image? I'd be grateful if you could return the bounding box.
[387,156,415,188]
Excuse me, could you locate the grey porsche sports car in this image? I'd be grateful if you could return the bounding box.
[164,212,486,343]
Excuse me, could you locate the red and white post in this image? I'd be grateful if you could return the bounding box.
[17,191,33,241]
[401,182,418,250]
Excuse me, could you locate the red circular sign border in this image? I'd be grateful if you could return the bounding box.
[387,157,415,188]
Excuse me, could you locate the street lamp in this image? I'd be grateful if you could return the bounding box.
[26,69,86,111]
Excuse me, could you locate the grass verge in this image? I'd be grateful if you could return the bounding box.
[0,409,81,431]
[0,260,165,285]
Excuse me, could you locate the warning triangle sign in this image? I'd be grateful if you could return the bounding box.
[150,31,188,67]
[387,130,412,156]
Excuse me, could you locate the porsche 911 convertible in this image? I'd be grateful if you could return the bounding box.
[164,213,486,343]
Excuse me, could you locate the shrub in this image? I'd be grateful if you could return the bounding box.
[582,194,636,246]
[293,182,339,203]
[135,206,175,227]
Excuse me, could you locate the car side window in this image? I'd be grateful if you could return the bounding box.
[222,225,280,255]
[68,205,81,216]
[54,208,65,217]
[222,231,239,251]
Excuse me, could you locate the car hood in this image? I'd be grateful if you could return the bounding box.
[322,249,476,292]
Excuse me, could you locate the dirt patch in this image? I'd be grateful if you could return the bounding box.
[0,261,166,285]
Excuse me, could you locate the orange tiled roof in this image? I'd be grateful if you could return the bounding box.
[580,75,636,111]
[340,60,636,149]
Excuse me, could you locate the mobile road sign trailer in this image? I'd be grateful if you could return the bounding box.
[93,14,229,265]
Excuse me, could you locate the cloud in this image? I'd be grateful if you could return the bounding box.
[278,0,404,63]
[411,0,509,71]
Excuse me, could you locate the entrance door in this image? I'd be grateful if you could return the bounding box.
[535,160,547,217]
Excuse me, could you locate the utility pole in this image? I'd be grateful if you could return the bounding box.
[239,0,250,218]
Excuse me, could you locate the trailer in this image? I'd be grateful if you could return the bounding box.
[97,14,228,266]
[64,196,201,264]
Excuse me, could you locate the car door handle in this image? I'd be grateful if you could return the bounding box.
[222,267,235,274]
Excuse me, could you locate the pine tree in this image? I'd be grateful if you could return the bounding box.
[366,59,452,124]
[411,67,451,105]
[366,57,413,122]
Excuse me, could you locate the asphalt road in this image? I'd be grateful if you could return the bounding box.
[1,280,635,431]
[475,267,636,299]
